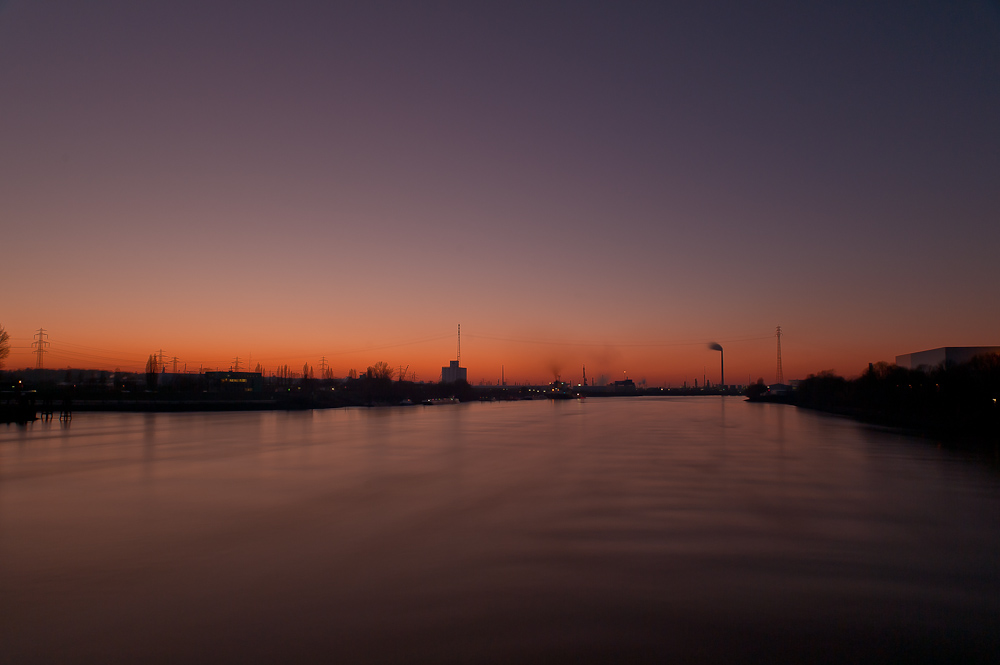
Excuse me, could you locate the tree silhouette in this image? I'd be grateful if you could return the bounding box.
[0,324,9,369]
[745,377,768,399]
[145,354,159,390]
[367,361,394,381]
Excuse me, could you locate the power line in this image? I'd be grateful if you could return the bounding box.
[44,349,144,366]
[249,334,455,362]
[49,340,146,354]
[463,332,774,348]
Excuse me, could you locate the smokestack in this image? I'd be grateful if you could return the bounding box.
[708,342,724,388]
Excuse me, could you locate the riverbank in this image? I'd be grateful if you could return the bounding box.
[748,358,1000,459]
[0,404,37,424]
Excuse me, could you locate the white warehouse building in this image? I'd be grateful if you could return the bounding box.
[895,346,1000,371]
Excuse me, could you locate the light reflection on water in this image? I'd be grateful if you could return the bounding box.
[2,397,998,663]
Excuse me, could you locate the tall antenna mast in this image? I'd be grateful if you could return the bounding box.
[775,326,784,384]
[457,324,461,366]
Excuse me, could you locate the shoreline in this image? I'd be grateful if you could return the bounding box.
[747,396,1000,463]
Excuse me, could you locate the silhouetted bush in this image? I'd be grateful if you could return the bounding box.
[794,354,1000,446]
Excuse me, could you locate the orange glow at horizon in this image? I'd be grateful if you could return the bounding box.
[0,319,946,386]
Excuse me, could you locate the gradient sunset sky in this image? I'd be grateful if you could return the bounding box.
[2,1,999,385]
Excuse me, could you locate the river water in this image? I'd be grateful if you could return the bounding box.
[2,397,998,663]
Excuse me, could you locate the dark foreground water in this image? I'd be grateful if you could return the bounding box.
[2,398,999,664]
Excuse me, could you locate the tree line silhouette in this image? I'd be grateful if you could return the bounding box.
[783,354,1000,448]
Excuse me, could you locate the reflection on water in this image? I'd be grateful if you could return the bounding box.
[2,398,999,663]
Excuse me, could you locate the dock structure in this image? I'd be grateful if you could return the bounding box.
[60,397,73,421]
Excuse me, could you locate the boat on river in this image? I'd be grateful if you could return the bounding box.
[546,381,580,400]
[421,397,460,405]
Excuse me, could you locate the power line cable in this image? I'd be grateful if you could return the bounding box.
[463,332,773,348]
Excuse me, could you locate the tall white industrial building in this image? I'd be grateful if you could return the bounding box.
[895,346,1000,371]
[442,324,468,383]
[441,360,467,383]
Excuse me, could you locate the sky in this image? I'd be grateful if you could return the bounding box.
[1,0,999,385]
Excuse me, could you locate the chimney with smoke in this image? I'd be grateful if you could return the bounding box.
[708,342,724,388]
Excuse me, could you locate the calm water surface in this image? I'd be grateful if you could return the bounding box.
[2,398,999,663]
